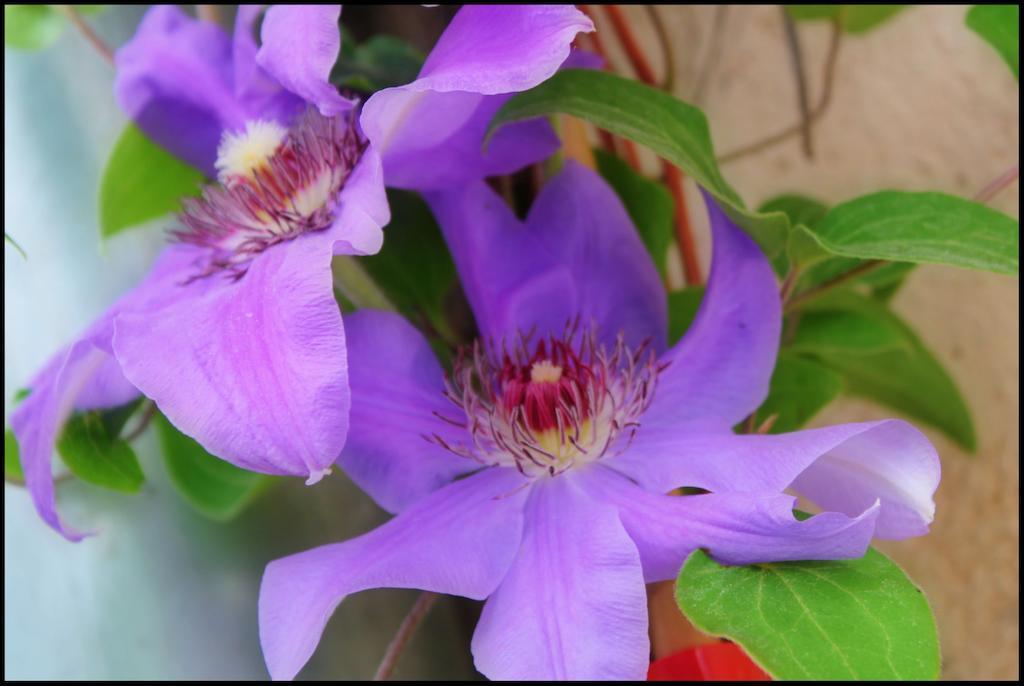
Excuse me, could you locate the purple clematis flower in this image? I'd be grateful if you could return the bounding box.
[11,4,592,540]
[258,163,941,680]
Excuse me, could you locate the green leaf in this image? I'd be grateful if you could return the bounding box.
[331,34,424,92]
[752,352,844,433]
[811,191,1019,275]
[99,124,204,239]
[4,6,107,51]
[4,5,64,50]
[667,287,705,345]
[759,193,828,229]
[5,429,24,482]
[359,189,457,339]
[757,194,915,298]
[676,547,940,680]
[5,389,32,482]
[791,293,976,450]
[786,5,908,34]
[789,307,907,354]
[595,149,674,278]
[966,5,1019,79]
[487,69,794,259]
[154,412,271,521]
[57,402,145,493]
[758,194,829,276]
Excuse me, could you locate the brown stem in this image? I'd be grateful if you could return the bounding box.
[780,8,814,159]
[196,5,220,25]
[974,163,1019,203]
[603,5,659,85]
[741,412,758,434]
[755,414,779,434]
[784,259,885,312]
[57,6,114,65]
[648,581,719,659]
[644,5,676,92]
[665,164,703,285]
[597,5,703,284]
[373,591,439,681]
[122,401,157,442]
[6,472,73,487]
[779,266,802,306]
[575,19,644,173]
[719,18,841,165]
[691,5,730,105]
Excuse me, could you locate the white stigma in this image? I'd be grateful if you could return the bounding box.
[215,120,288,184]
[530,360,563,384]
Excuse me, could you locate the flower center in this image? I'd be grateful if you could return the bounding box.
[436,326,660,478]
[175,108,365,279]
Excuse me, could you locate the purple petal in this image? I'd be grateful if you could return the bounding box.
[524,161,667,350]
[363,89,559,191]
[115,5,246,174]
[327,146,388,256]
[642,193,781,431]
[417,5,592,93]
[259,467,527,680]
[426,179,572,346]
[113,235,348,482]
[426,163,665,350]
[610,420,940,540]
[256,5,356,118]
[338,310,478,514]
[562,46,604,70]
[581,466,878,579]
[471,476,649,680]
[9,247,204,540]
[360,5,592,190]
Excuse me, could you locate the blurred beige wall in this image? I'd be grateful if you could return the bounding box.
[593,5,1019,680]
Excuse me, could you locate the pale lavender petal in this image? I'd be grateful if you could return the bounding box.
[326,146,388,256]
[581,466,879,580]
[360,5,592,190]
[641,193,781,432]
[113,236,347,481]
[232,5,262,86]
[12,340,119,541]
[471,477,649,680]
[610,420,939,540]
[232,5,305,125]
[115,4,247,174]
[256,5,356,117]
[426,163,665,350]
[259,467,527,680]
[338,310,478,514]
[9,246,203,540]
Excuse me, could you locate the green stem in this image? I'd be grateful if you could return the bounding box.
[784,259,885,312]
[331,256,397,311]
[5,233,27,259]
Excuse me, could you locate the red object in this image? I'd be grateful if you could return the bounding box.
[648,642,771,681]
